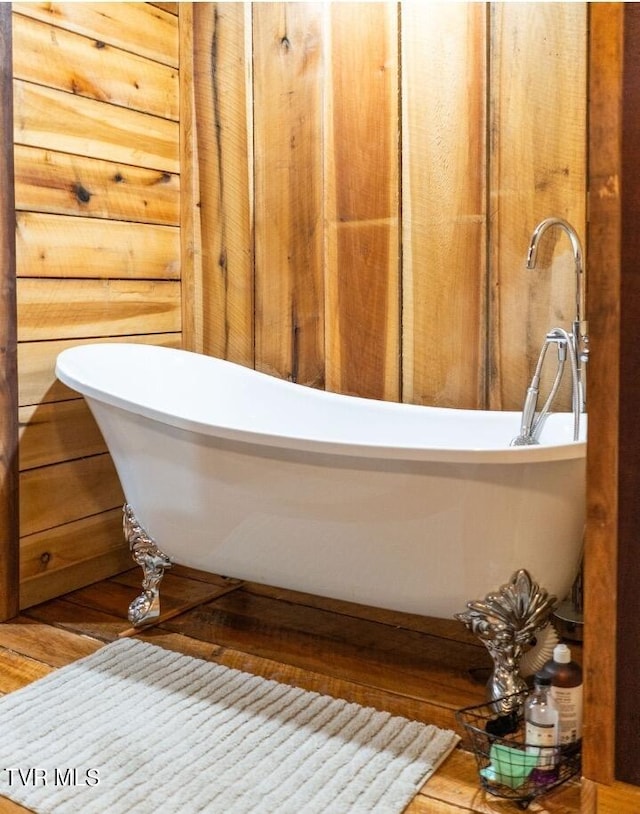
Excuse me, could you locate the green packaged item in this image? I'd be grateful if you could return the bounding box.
[480,743,539,789]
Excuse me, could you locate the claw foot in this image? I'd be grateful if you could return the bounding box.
[123,503,172,626]
[455,569,557,715]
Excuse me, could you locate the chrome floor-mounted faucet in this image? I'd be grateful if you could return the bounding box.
[526,217,589,412]
[511,218,588,446]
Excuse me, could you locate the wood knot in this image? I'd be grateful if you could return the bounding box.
[73,183,91,204]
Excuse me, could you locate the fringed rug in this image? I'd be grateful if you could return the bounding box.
[0,638,459,813]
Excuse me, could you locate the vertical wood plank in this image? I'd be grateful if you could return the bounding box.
[0,4,18,621]
[194,2,254,365]
[325,2,399,401]
[489,2,587,410]
[614,1,640,789]
[583,5,622,789]
[401,1,487,409]
[253,2,324,386]
[179,1,199,351]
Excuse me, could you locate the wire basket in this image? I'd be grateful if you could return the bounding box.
[456,693,581,810]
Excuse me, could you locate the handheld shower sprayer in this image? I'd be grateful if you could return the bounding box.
[510,331,569,446]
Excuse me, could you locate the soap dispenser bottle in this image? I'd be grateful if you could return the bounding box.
[542,642,583,751]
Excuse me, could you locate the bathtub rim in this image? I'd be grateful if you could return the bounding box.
[55,342,587,465]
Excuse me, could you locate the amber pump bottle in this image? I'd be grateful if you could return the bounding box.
[541,642,583,751]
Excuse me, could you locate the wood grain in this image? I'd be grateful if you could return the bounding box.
[253,2,325,387]
[14,145,180,225]
[152,4,178,17]
[178,1,199,352]
[12,2,179,68]
[325,2,399,400]
[193,2,254,365]
[20,454,123,537]
[0,616,103,667]
[20,550,132,612]
[19,508,124,583]
[613,0,640,788]
[17,278,181,341]
[13,12,178,120]
[582,1,622,788]
[17,213,180,280]
[19,399,107,471]
[18,596,130,642]
[14,80,179,174]
[0,3,18,622]
[0,648,53,695]
[401,2,486,409]
[591,779,640,814]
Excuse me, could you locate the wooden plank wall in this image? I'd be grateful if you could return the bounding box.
[12,3,184,609]
[6,1,587,613]
[195,2,587,410]
[0,4,18,622]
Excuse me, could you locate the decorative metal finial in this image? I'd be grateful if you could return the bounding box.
[455,570,557,715]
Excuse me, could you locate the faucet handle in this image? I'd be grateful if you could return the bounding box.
[577,321,589,364]
[576,325,589,413]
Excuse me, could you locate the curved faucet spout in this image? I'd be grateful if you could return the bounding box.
[526,217,584,323]
[526,217,588,412]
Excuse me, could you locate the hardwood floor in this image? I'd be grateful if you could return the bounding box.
[0,566,581,813]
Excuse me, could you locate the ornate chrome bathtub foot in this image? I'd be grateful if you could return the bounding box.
[123,503,172,626]
[455,569,557,715]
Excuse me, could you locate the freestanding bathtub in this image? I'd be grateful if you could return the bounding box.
[55,343,586,624]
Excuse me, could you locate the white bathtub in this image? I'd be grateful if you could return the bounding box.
[55,343,586,620]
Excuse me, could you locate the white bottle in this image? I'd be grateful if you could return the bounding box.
[525,672,559,776]
[541,642,583,749]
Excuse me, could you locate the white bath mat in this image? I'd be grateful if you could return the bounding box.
[0,638,459,814]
